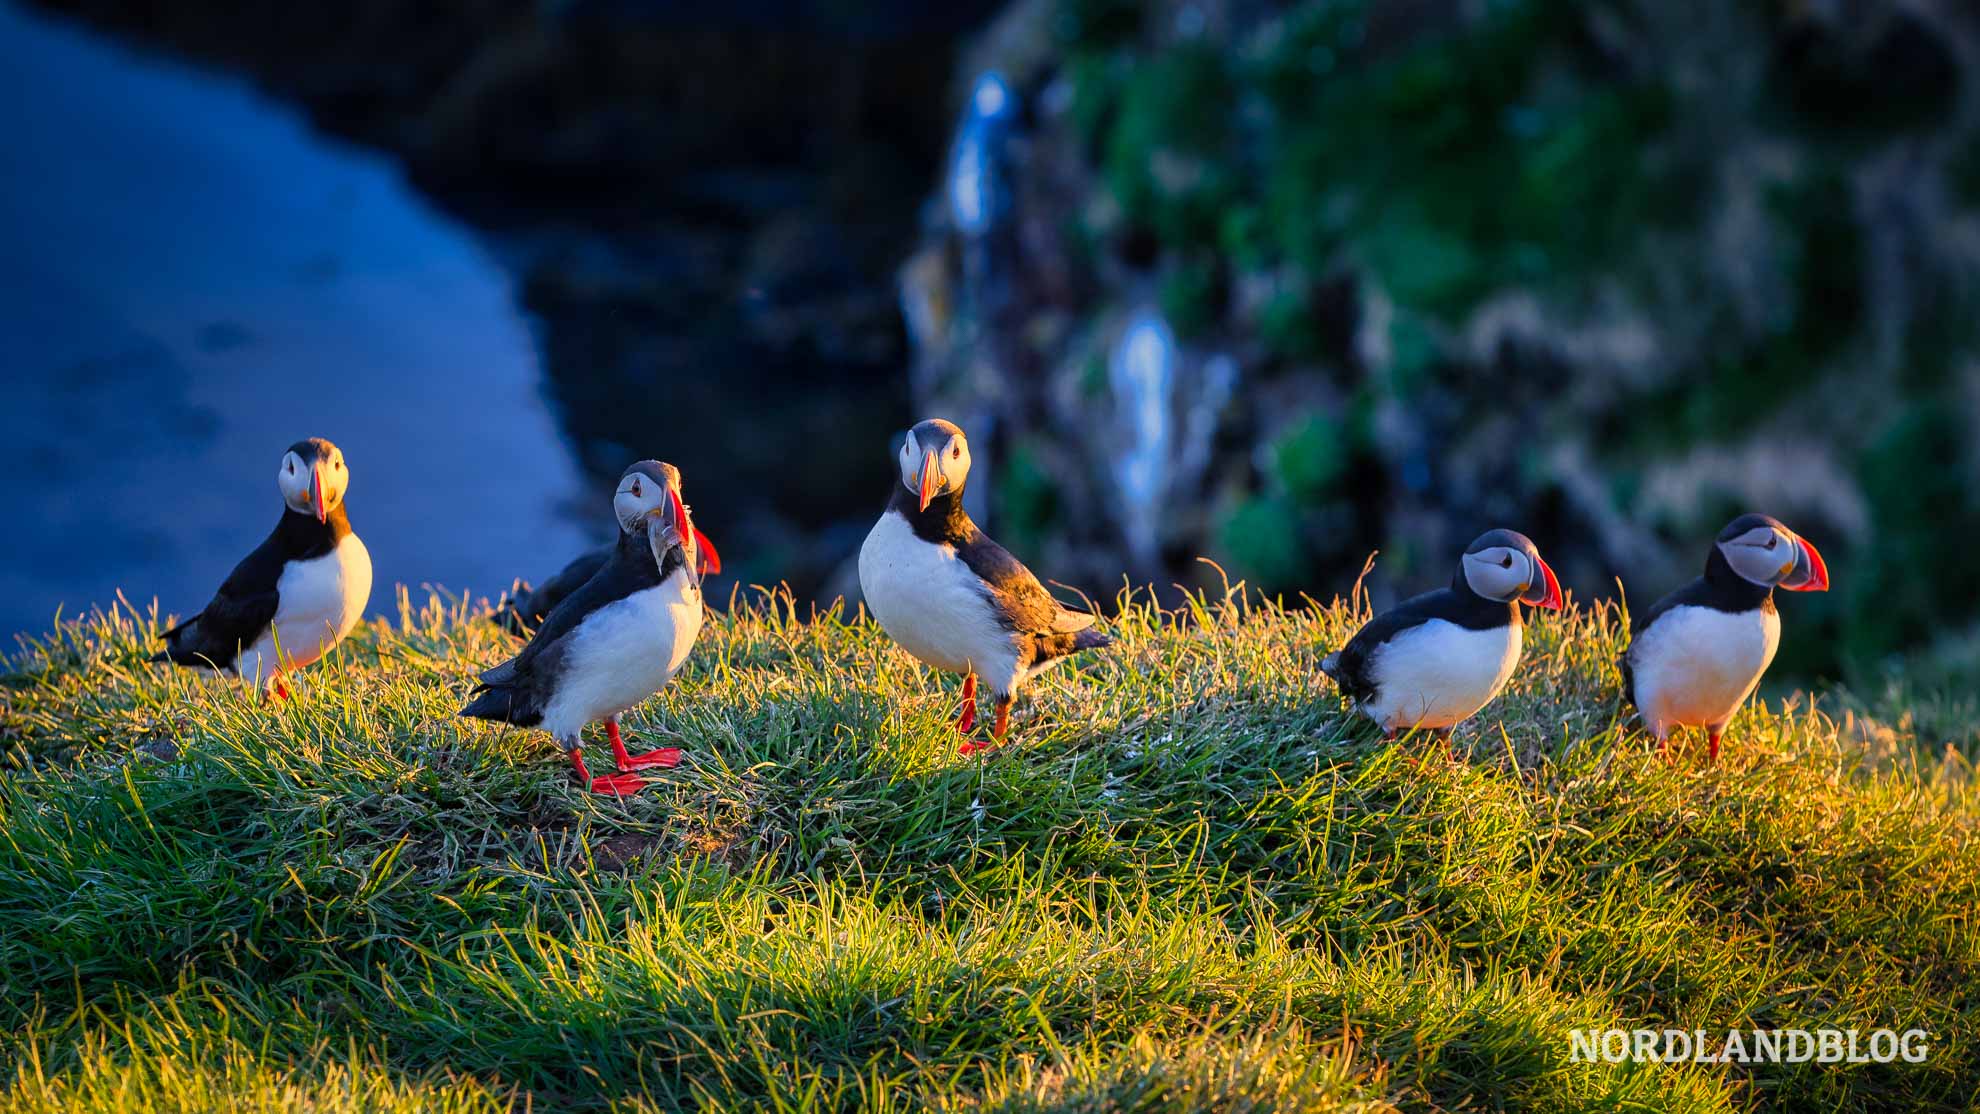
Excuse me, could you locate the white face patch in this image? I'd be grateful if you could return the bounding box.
[898,429,971,498]
[277,451,310,514]
[276,445,349,518]
[1461,547,1530,602]
[1719,525,1795,587]
[897,431,919,492]
[614,472,670,534]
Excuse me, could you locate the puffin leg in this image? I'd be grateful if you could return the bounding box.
[959,695,1013,757]
[954,673,978,735]
[1707,725,1723,764]
[607,717,682,772]
[1432,726,1455,760]
[569,742,648,796]
[259,671,290,704]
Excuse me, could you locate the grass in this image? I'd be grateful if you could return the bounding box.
[0,582,1976,1111]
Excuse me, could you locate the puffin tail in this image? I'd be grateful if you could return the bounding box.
[1319,651,1342,686]
[150,617,208,667]
[459,684,524,725]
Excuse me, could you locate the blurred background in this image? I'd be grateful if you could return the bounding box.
[2,0,1977,693]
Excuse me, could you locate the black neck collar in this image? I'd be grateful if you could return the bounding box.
[1445,567,1523,628]
[273,502,351,561]
[1703,548,1775,612]
[888,482,975,546]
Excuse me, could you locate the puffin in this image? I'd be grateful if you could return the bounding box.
[495,523,719,636]
[152,437,372,697]
[858,418,1111,755]
[1620,513,1829,761]
[459,461,711,796]
[1321,529,1563,740]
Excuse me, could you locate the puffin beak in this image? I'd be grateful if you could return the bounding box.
[918,450,940,512]
[1521,555,1564,610]
[692,526,722,577]
[1779,534,1830,592]
[310,464,327,523]
[667,487,688,541]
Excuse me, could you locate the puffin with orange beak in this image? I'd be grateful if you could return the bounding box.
[152,437,372,697]
[859,418,1111,755]
[1620,513,1829,761]
[1322,529,1563,743]
[460,461,711,796]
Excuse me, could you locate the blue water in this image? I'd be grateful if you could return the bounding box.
[0,3,592,642]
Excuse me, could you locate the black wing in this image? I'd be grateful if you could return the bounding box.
[152,536,286,671]
[957,532,1095,635]
[956,533,1066,634]
[956,530,1108,672]
[495,546,612,636]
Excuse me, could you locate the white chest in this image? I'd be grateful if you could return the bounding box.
[1629,605,1779,732]
[240,533,372,679]
[1364,619,1523,730]
[858,511,1019,682]
[540,574,703,739]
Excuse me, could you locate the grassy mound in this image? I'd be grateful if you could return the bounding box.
[0,588,1974,1111]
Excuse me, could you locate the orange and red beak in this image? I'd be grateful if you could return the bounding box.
[667,487,688,540]
[667,486,723,578]
[1521,554,1564,610]
[1780,534,1829,592]
[310,464,327,523]
[917,449,941,512]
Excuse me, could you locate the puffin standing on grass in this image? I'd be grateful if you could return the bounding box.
[1321,529,1563,741]
[152,438,372,697]
[1620,513,1829,761]
[459,461,712,796]
[859,418,1111,755]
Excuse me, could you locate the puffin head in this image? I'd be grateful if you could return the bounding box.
[277,438,348,524]
[1714,513,1828,592]
[614,460,721,579]
[1458,528,1564,610]
[897,418,972,512]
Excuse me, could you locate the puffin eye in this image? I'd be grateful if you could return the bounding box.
[1764,535,1777,550]
[952,445,962,459]
[1500,554,1513,569]
[286,461,294,474]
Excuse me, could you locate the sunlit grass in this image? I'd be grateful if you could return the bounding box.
[0,584,1974,1111]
